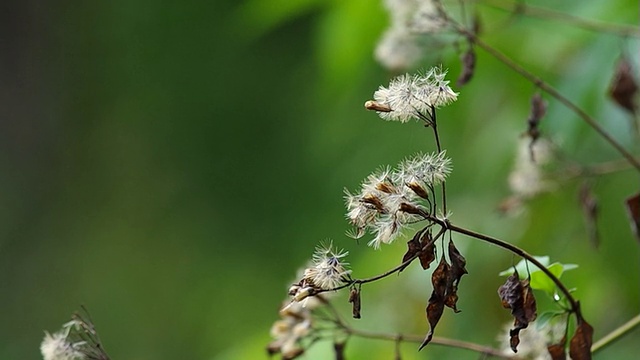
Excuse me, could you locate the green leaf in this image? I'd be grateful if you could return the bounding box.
[535,311,565,330]
[499,258,578,296]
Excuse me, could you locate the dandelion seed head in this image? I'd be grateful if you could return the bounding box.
[508,138,553,198]
[303,242,351,290]
[375,26,423,71]
[370,69,458,122]
[40,331,85,360]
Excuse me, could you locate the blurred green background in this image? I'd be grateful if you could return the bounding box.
[1,0,639,359]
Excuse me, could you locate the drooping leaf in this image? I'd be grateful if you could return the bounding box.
[456,47,476,87]
[420,257,449,350]
[418,231,436,270]
[445,240,468,312]
[498,271,537,352]
[569,316,594,360]
[500,258,577,296]
[348,286,361,319]
[625,192,640,242]
[579,182,599,248]
[400,231,422,272]
[609,55,638,114]
[334,342,346,360]
[547,335,567,360]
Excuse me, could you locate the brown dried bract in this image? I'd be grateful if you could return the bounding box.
[569,316,593,360]
[420,257,449,350]
[456,47,476,87]
[625,192,640,242]
[348,286,361,319]
[445,241,468,312]
[498,271,537,352]
[609,56,638,114]
[400,230,435,272]
[547,335,567,360]
[579,182,599,248]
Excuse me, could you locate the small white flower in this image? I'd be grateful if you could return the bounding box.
[376,0,450,70]
[370,68,458,122]
[508,138,553,199]
[369,215,402,248]
[375,26,423,71]
[40,331,85,360]
[395,151,452,191]
[409,0,448,34]
[303,242,351,290]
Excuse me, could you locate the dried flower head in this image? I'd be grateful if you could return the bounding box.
[346,152,452,248]
[368,68,458,123]
[269,296,324,359]
[375,26,424,71]
[376,0,449,70]
[508,138,553,199]
[41,310,109,360]
[41,327,86,360]
[303,242,352,290]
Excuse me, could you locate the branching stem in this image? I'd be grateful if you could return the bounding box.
[475,0,640,38]
[591,313,640,353]
[453,23,640,172]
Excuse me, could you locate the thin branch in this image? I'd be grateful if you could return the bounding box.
[430,106,448,215]
[346,327,518,359]
[320,227,446,294]
[418,211,582,315]
[453,23,640,172]
[591,313,640,353]
[475,0,640,38]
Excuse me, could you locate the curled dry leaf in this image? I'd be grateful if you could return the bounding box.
[547,335,567,360]
[456,47,476,87]
[525,93,548,161]
[498,271,537,352]
[400,230,435,272]
[419,231,436,270]
[348,286,361,319]
[420,257,449,350]
[334,342,346,360]
[625,192,640,242]
[445,240,468,312]
[569,315,593,360]
[579,182,599,248]
[609,56,638,114]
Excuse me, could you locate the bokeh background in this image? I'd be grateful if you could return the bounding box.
[1,0,639,359]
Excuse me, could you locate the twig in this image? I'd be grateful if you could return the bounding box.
[591,314,640,353]
[420,211,582,314]
[453,23,640,172]
[346,327,518,359]
[475,0,640,38]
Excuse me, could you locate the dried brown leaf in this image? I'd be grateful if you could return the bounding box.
[579,182,599,248]
[334,342,346,360]
[547,335,567,360]
[445,241,468,312]
[609,56,638,114]
[348,287,361,319]
[420,257,449,350]
[419,231,436,270]
[625,192,640,242]
[569,316,593,360]
[498,271,537,352]
[456,47,476,87]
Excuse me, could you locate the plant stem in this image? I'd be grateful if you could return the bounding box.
[345,327,518,359]
[454,24,640,172]
[421,212,581,314]
[475,0,640,38]
[430,106,448,215]
[591,314,640,353]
